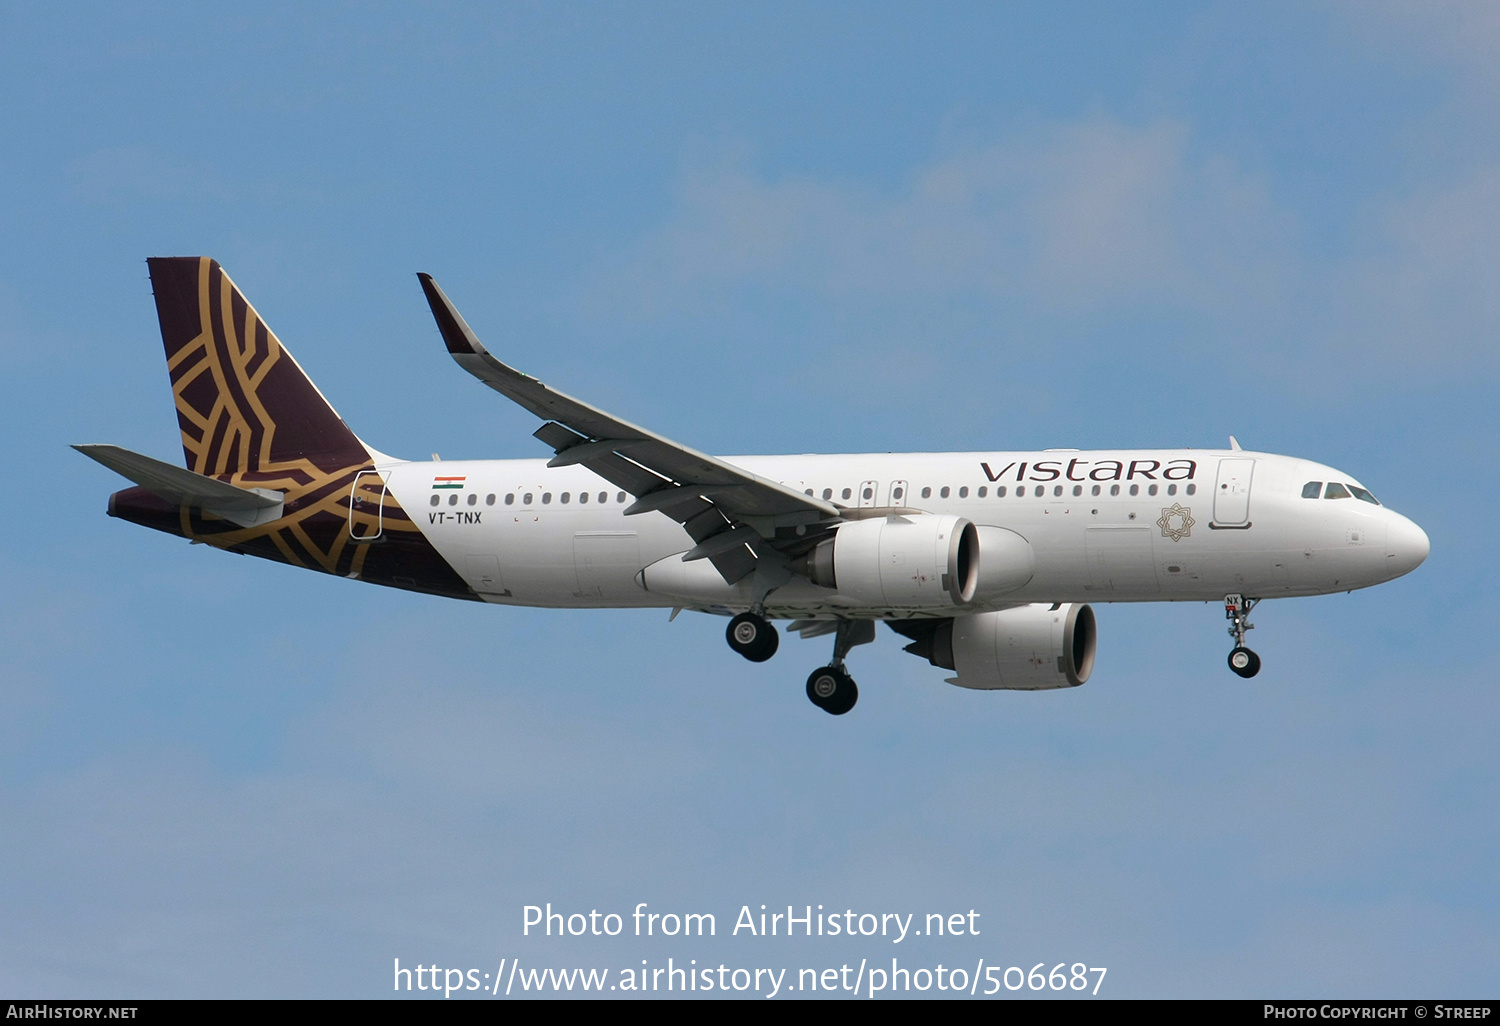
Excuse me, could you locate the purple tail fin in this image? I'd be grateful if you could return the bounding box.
[147,257,368,475]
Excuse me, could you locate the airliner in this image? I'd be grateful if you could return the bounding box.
[76,258,1430,714]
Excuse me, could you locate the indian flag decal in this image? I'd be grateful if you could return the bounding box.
[432,476,467,490]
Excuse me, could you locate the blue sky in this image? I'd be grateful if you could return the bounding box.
[0,2,1495,998]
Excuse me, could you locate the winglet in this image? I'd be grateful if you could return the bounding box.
[1229,435,1242,451]
[417,273,488,357]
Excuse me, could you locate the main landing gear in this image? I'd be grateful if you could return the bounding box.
[805,620,874,716]
[726,612,778,662]
[723,612,873,715]
[1224,593,1262,678]
[806,666,857,716]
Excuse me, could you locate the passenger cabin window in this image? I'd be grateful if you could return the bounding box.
[561,492,571,504]
[467,493,477,506]
[524,492,534,505]
[842,488,852,500]
[448,494,458,506]
[486,494,496,505]
[921,487,931,499]
[1091,485,1101,496]
[822,488,832,500]
[505,493,515,505]
[863,486,874,500]
[598,492,607,504]
[958,486,968,498]
[617,492,626,503]
[940,486,950,498]
[579,491,588,503]
[977,486,987,498]
[429,494,439,507]
[1129,484,1139,496]
[1148,484,1158,496]
[1072,485,1083,497]
[1017,486,1027,497]
[893,486,905,501]
[996,486,1007,497]
[1186,483,1196,496]
[1302,481,1323,498]
[1167,484,1177,496]
[542,492,552,504]
[1348,485,1380,505]
[1110,484,1120,496]
[1324,483,1351,500]
[1053,485,1063,497]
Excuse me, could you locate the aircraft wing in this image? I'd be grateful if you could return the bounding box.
[418,274,839,584]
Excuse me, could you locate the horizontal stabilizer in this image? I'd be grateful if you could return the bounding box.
[73,444,285,528]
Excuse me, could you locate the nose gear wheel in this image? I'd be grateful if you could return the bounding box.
[1228,645,1261,678]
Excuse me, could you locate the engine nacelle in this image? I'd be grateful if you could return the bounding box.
[971,525,1035,597]
[803,513,978,609]
[917,604,1096,690]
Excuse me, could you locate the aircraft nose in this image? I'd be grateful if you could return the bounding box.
[1386,513,1430,578]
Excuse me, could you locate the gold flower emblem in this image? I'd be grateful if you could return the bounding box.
[1156,503,1195,542]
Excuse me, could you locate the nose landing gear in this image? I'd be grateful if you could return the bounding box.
[1224,594,1261,678]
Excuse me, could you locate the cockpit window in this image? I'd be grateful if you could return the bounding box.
[1324,482,1351,499]
[1348,485,1380,506]
[1302,481,1322,499]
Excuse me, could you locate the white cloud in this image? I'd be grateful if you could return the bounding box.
[596,120,1292,322]
[1325,161,1500,371]
[1335,0,1500,95]
[585,114,1500,391]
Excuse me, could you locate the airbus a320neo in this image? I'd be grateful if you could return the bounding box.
[77,259,1430,714]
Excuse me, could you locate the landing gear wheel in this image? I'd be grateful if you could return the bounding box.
[806,666,858,715]
[727,612,778,662]
[1223,594,1262,679]
[1228,646,1261,678]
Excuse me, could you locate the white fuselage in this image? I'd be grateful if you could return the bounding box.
[379,448,1429,619]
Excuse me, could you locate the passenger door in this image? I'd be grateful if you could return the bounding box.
[1213,459,1255,525]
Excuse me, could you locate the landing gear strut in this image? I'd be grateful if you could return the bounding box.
[1224,593,1261,678]
[726,612,778,663]
[806,619,875,715]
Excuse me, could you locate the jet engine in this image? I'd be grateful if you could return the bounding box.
[898,604,1096,690]
[800,513,978,609]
